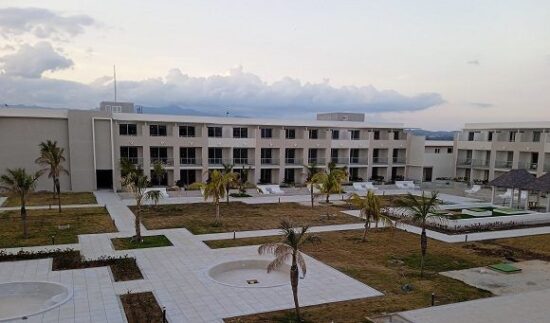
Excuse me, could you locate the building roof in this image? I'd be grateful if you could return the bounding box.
[0,107,68,119]
[464,121,550,130]
[112,112,405,129]
[425,140,454,147]
[488,169,536,189]
[524,173,550,193]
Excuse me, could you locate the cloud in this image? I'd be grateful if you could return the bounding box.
[469,102,493,108]
[0,67,444,116]
[0,7,94,40]
[467,60,480,66]
[0,42,73,78]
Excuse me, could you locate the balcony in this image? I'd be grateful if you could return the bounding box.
[180,157,202,166]
[233,158,254,166]
[519,161,538,171]
[120,157,143,167]
[545,163,550,172]
[284,158,303,165]
[372,157,389,165]
[457,159,473,167]
[260,157,280,165]
[472,159,490,168]
[349,157,368,165]
[392,156,406,165]
[307,157,327,165]
[495,160,513,169]
[150,157,174,166]
[330,157,350,165]
[208,158,227,166]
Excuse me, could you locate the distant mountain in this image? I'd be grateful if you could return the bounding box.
[139,105,248,118]
[409,129,456,140]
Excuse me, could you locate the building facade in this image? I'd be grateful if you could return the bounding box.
[454,122,550,183]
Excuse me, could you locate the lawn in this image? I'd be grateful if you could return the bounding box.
[213,229,501,322]
[133,202,361,234]
[0,207,116,248]
[112,235,173,250]
[3,191,97,207]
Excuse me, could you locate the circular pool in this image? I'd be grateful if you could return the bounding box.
[208,259,290,288]
[0,281,72,322]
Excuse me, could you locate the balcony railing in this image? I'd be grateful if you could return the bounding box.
[330,157,350,164]
[260,158,280,165]
[472,159,490,168]
[457,159,473,167]
[233,158,254,165]
[545,163,550,172]
[494,160,513,169]
[519,161,538,171]
[285,158,302,165]
[307,157,327,165]
[120,157,143,167]
[392,156,406,164]
[180,157,202,166]
[208,158,225,165]
[372,157,389,165]
[151,157,174,166]
[349,157,368,165]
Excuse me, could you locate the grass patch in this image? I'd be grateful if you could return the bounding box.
[112,235,173,250]
[4,191,97,207]
[0,207,116,248]
[0,249,142,281]
[120,292,165,323]
[220,229,500,322]
[134,202,360,234]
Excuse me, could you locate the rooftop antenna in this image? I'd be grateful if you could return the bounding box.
[113,65,117,102]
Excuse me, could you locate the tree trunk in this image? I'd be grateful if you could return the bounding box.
[134,201,142,242]
[325,200,330,219]
[56,178,62,213]
[21,198,28,239]
[420,227,427,278]
[310,184,314,208]
[290,255,301,322]
[52,179,56,200]
[362,217,370,242]
[326,193,330,204]
[215,200,221,225]
[226,184,230,203]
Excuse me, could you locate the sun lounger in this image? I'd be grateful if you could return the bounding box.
[465,185,481,194]
[498,188,513,199]
[353,182,378,192]
[395,181,419,190]
[257,185,285,195]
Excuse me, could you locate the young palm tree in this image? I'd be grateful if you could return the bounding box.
[122,171,154,242]
[312,162,347,204]
[35,140,69,212]
[222,163,235,203]
[258,220,320,322]
[396,191,442,278]
[304,162,319,208]
[349,191,393,242]
[151,161,166,186]
[201,170,238,225]
[148,190,163,207]
[120,158,138,178]
[0,168,42,239]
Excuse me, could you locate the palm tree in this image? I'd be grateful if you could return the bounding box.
[151,161,165,186]
[349,191,393,242]
[148,190,163,207]
[222,163,235,203]
[258,220,320,322]
[0,168,42,239]
[122,171,154,242]
[201,170,238,225]
[35,140,69,212]
[396,191,443,278]
[304,163,319,208]
[120,158,138,178]
[312,162,347,204]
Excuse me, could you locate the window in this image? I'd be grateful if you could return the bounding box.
[350,130,360,140]
[180,148,197,165]
[233,148,248,164]
[149,124,167,136]
[488,131,493,141]
[434,148,441,154]
[285,148,296,164]
[150,147,168,164]
[373,130,380,140]
[260,169,272,184]
[533,131,541,142]
[447,147,453,154]
[308,149,318,163]
[350,149,360,164]
[233,127,248,138]
[393,131,400,140]
[208,127,222,137]
[208,148,223,164]
[285,128,296,139]
[508,132,516,142]
[261,148,272,164]
[179,125,195,137]
[331,129,339,140]
[309,129,319,139]
[468,132,474,141]
[261,128,273,138]
[120,147,138,159]
[119,124,137,136]
[331,149,339,163]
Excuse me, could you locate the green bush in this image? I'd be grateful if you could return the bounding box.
[187,182,203,190]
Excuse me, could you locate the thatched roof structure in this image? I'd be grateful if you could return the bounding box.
[524,173,550,193]
[488,169,535,189]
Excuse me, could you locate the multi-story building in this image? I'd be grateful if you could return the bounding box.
[0,103,421,191]
[454,122,550,182]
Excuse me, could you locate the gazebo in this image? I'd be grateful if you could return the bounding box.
[488,169,536,209]
[524,173,550,212]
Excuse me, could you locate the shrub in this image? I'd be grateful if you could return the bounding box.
[187,182,203,190]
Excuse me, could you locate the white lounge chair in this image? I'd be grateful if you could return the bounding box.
[144,187,169,198]
[498,188,513,199]
[257,185,284,195]
[257,185,271,194]
[465,185,481,194]
[353,182,378,192]
[395,181,419,190]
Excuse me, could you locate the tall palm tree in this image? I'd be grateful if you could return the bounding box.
[349,191,393,242]
[35,140,68,212]
[258,220,320,322]
[201,170,238,225]
[304,163,319,208]
[222,163,235,203]
[122,171,154,242]
[396,191,443,278]
[0,168,42,239]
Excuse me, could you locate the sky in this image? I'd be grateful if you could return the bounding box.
[0,1,549,130]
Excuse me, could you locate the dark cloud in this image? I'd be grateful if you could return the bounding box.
[0,7,94,40]
[467,60,480,66]
[0,67,444,116]
[0,41,73,78]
